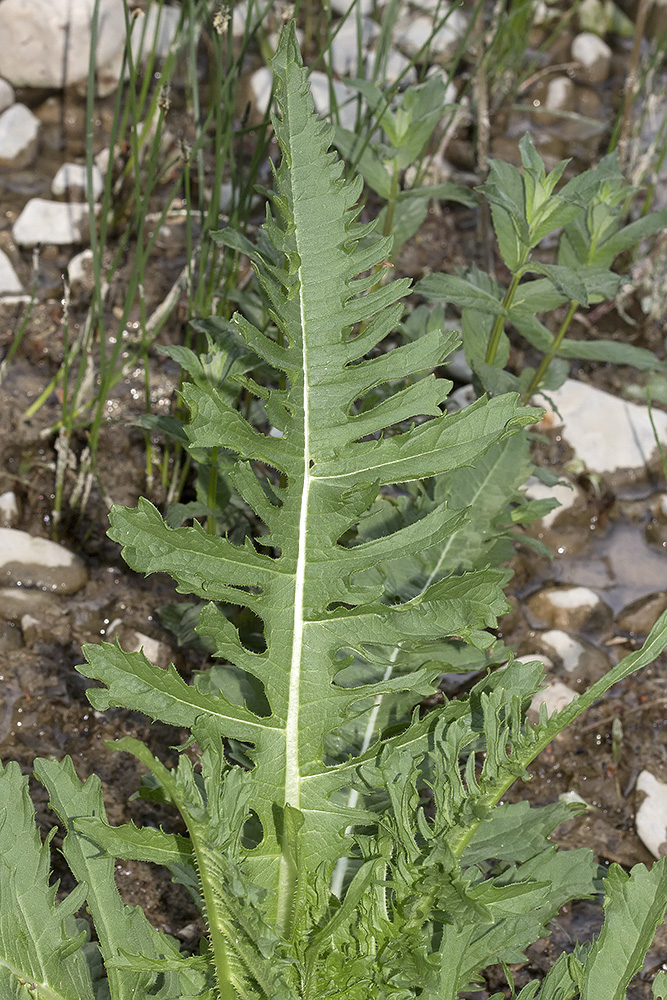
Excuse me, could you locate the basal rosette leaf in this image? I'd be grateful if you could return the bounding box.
[0,761,95,1000]
[34,757,210,1000]
[83,20,539,927]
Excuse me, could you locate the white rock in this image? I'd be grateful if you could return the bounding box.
[20,613,40,645]
[231,1,247,38]
[542,587,598,610]
[523,477,579,530]
[636,771,667,858]
[527,585,612,634]
[571,32,612,84]
[0,491,18,527]
[97,3,180,95]
[12,199,89,247]
[540,379,667,481]
[411,0,458,10]
[543,75,577,118]
[0,528,87,594]
[447,384,477,413]
[67,248,95,300]
[95,147,112,175]
[443,348,473,384]
[309,71,358,130]
[425,65,459,106]
[0,78,14,113]
[0,103,40,169]
[530,680,576,717]
[0,249,22,295]
[249,66,273,118]
[130,3,181,63]
[51,162,104,201]
[0,0,126,88]
[368,46,417,86]
[396,10,468,61]
[539,630,585,673]
[0,586,64,620]
[330,0,374,13]
[330,17,379,77]
[125,629,169,667]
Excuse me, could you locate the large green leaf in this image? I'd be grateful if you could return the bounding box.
[83,23,536,935]
[581,859,667,1000]
[34,758,209,1000]
[11,21,663,1000]
[0,761,95,1000]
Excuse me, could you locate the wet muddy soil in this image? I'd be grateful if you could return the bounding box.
[0,8,666,994]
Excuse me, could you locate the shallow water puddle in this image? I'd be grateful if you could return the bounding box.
[548,517,667,615]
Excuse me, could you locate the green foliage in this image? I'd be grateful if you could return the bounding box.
[1,23,667,1000]
[334,73,475,252]
[418,133,667,400]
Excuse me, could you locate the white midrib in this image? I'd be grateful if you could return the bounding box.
[276,247,310,924]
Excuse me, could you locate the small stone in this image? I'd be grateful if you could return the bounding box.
[538,630,585,673]
[443,348,473,384]
[67,248,95,301]
[0,0,126,89]
[523,476,585,531]
[367,46,417,86]
[0,249,22,296]
[12,199,89,248]
[0,529,87,594]
[576,86,603,119]
[571,32,612,84]
[309,71,358,131]
[396,10,467,62]
[636,770,667,858]
[0,620,22,651]
[95,147,112,175]
[131,3,181,63]
[231,1,247,38]
[0,103,40,169]
[617,592,667,637]
[526,585,612,636]
[330,0,374,13]
[330,17,379,77]
[0,491,19,528]
[20,613,41,646]
[0,78,14,113]
[446,384,477,413]
[541,75,576,122]
[51,162,104,202]
[125,629,169,667]
[536,629,609,683]
[249,66,273,118]
[530,680,577,718]
[538,379,667,485]
[0,587,65,621]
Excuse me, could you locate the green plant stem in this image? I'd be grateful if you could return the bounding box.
[484,270,522,365]
[522,298,578,401]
